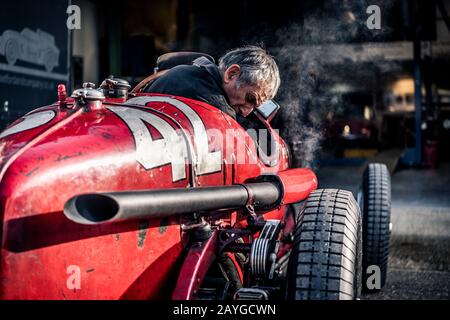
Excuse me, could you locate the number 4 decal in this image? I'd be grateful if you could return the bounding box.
[109,96,222,182]
[108,106,188,181]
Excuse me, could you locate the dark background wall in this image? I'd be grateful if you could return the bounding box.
[0,0,70,128]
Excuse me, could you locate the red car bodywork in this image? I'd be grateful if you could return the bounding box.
[0,92,317,299]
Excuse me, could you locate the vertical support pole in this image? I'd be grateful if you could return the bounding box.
[67,0,73,93]
[413,38,422,164]
[413,2,422,165]
[108,0,121,76]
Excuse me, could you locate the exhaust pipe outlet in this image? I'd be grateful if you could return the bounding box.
[64,183,281,225]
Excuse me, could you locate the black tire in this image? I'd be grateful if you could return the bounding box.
[286,189,362,300]
[360,163,391,292]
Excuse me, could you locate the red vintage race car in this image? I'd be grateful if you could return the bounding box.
[0,53,391,300]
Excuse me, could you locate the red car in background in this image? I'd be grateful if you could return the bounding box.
[323,92,378,157]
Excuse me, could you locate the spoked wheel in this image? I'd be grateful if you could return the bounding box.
[196,253,243,300]
[359,163,391,292]
[286,189,362,300]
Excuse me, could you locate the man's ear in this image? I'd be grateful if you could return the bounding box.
[223,64,241,84]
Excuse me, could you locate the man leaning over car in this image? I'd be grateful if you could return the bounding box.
[144,45,281,122]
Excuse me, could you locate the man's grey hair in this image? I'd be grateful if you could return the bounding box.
[218,45,281,100]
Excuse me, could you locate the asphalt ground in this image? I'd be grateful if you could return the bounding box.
[316,160,450,300]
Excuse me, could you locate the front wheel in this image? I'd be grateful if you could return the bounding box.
[43,50,57,72]
[286,189,362,300]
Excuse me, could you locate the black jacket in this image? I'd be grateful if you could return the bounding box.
[144,57,237,119]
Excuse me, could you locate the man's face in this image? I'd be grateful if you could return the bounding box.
[222,65,266,117]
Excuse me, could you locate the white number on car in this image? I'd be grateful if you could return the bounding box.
[110,96,222,181]
[108,106,189,182]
